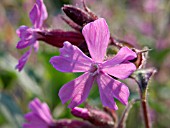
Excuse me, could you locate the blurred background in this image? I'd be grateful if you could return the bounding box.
[0,0,170,127]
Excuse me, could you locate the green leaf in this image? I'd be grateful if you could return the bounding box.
[0,70,17,89]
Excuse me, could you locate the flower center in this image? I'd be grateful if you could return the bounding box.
[89,63,101,76]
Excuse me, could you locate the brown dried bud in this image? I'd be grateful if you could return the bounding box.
[62,5,95,27]
[37,29,85,48]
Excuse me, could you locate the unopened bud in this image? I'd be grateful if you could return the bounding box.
[71,107,114,127]
[52,119,96,128]
[132,68,157,94]
[37,29,85,48]
[62,5,95,27]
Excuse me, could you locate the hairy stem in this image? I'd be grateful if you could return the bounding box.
[132,68,156,128]
[117,98,140,128]
[140,91,151,128]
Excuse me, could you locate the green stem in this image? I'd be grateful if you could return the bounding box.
[132,68,156,128]
[117,98,140,128]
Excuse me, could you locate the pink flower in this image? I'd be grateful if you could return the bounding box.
[23,98,54,128]
[138,22,154,36]
[16,0,48,71]
[143,0,159,13]
[50,18,137,110]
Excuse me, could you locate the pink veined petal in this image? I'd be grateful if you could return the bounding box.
[97,73,130,110]
[16,25,29,38]
[58,72,94,108]
[50,41,93,73]
[97,74,118,110]
[29,4,40,28]
[41,1,48,20]
[41,103,53,122]
[23,122,48,128]
[82,18,110,62]
[103,62,136,79]
[16,40,29,49]
[16,38,36,49]
[103,46,137,67]
[29,98,52,124]
[29,98,42,111]
[15,49,32,71]
[24,112,46,124]
[16,26,33,42]
[36,0,48,21]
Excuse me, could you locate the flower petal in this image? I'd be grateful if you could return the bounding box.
[16,38,36,49]
[24,112,45,124]
[23,122,48,128]
[97,73,130,110]
[15,49,32,71]
[29,98,52,124]
[58,72,94,108]
[36,0,48,23]
[82,18,110,62]
[103,46,137,67]
[29,4,40,28]
[16,25,29,38]
[50,41,93,73]
[103,62,136,79]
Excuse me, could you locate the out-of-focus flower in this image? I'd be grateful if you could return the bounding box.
[138,22,154,36]
[16,0,48,71]
[23,98,55,128]
[143,0,160,13]
[156,38,170,50]
[50,18,137,110]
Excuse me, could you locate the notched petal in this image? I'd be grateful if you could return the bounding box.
[82,18,110,62]
[50,41,92,73]
[103,62,136,79]
[97,74,129,110]
[103,46,137,67]
[58,73,94,108]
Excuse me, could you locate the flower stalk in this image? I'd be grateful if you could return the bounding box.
[117,98,140,128]
[132,68,156,128]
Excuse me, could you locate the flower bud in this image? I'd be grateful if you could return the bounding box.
[37,29,85,48]
[62,5,95,27]
[71,107,114,127]
[53,119,96,128]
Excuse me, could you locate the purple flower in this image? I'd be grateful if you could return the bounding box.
[23,98,54,128]
[16,0,48,71]
[50,18,137,110]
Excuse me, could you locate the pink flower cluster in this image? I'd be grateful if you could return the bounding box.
[17,1,138,127]
[16,0,47,71]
